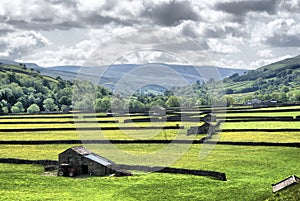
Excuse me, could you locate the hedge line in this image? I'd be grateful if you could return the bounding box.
[113,164,227,181]
[0,158,226,181]
[0,120,119,124]
[0,125,183,132]
[0,158,57,165]
[0,140,299,147]
[219,129,300,132]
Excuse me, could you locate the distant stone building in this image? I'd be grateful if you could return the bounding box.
[58,146,115,176]
[272,175,300,193]
[187,113,220,136]
[246,99,262,106]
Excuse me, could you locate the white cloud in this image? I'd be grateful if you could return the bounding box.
[208,38,241,54]
[0,0,299,69]
[212,58,248,69]
[257,50,273,58]
[249,54,292,69]
[0,31,50,59]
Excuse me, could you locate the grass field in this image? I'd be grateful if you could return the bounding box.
[221,122,300,129]
[0,145,299,200]
[0,106,299,200]
[219,131,300,143]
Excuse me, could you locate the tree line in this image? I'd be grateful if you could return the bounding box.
[1,62,299,115]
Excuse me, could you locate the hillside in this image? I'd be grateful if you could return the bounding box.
[47,64,247,85]
[0,63,57,83]
[223,55,300,104]
[1,55,299,114]
[0,63,73,114]
[0,59,248,85]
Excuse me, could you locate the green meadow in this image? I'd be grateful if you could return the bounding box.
[0,106,299,200]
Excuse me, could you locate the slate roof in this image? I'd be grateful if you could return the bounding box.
[71,146,91,155]
[84,153,113,166]
[70,146,114,166]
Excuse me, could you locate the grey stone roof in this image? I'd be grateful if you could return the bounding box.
[70,146,114,166]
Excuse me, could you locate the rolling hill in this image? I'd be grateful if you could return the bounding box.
[0,59,248,91]
[223,55,300,103]
[0,62,73,114]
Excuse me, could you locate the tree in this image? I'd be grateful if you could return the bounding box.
[292,93,300,101]
[59,96,72,106]
[27,104,40,114]
[111,97,128,110]
[0,101,9,114]
[43,98,58,111]
[149,99,167,108]
[11,102,24,113]
[225,89,234,94]
[1,106,9,114]
[226,96,235,107]
[281,86,289,93]
[278,93,288,102]
[11,106,21,113]
[95,97,111,112]
[129,100,146,111]
[166,96,180,107]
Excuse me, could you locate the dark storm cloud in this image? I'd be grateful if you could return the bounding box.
[215,0,280,16]
[1,18,82,31]
[181,23,199,38]
[266,33,300,47]
[0,0,129,31]
[79,13,139,28]
[141,1,200,26]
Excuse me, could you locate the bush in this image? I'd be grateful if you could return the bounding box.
[27,104,40,114]
[43,98,58,112]
[1,106,9,114]
[166,96,180,107]
[11,106,21,113]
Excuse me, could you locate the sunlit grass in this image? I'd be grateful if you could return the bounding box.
[0,144,80,160]
[219,131,300,143]
[1,145,299,200]
[223,111,299,117]
[0,131,79,141]
[1,107,300,200]
[221,121,300,129]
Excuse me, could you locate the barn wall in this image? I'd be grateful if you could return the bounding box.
[59,149,84,174]
[59,149,114,176]
[81,157,115,176]
[59,149,81,166]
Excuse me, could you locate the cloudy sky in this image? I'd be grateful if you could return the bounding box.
[0,0,300,69]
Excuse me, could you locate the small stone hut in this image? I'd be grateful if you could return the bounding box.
[187,113,221,136]
[58,146,115,176]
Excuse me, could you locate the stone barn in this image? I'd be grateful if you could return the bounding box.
[58,146,115,176]
[187,121,221,136]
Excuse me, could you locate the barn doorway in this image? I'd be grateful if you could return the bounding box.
[81,165,88,174]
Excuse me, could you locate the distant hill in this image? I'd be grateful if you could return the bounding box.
[46,64,247,84]
[0,62,57,83]
[0,59,248,90]
[224,55,300,103]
